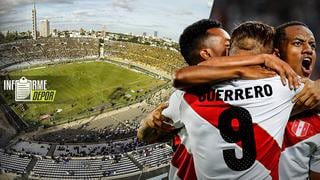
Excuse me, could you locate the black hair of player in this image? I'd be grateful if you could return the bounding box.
[179,19,222,65]
[274,21,308,49]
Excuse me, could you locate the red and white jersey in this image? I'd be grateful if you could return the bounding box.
[169,128,197,180]
[164,90,196,180]
[280,112,320,180]
[163,76,303,180]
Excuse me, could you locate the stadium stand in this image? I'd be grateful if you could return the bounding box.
[106,41,186,74]
[0,149,31,174]
[31,155,140,179]
[130,143,173,168]
[35,120,144,143]
[53,138,144,157]
[0,142,172,179]
[0,38,99,69]
[10,140,51,156]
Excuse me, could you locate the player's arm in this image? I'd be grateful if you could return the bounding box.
[174,53,299,89]
[174,65,276,89]
[137,103,175,143]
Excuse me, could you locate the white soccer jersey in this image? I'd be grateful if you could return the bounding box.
[280,112,320,180]
[168,128,197,180]
[164,90,196,180]
[163,76,303,180]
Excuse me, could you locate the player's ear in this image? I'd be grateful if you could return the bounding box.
[199,49,211,60]
[274,48,280,57]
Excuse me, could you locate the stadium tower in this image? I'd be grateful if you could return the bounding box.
[32,1,37,40]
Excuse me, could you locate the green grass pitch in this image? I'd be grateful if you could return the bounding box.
[8,61,166,126]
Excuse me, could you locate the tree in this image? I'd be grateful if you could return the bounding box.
[5,31,17,42]
[0,32,5,43]
[80,28,85,35]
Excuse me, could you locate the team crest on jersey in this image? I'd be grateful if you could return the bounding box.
[291,120,310,137]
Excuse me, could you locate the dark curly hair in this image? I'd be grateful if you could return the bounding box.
[179,19,222,65]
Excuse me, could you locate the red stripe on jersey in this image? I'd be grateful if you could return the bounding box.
[283,112,320,148]
[253,124,281,180]
[172,134,182,152]
[174,135,181,147]
[184,90,281,180]
[171,142,197,180]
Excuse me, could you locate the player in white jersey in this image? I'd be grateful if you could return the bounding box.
[162,21,306,180]
[172,21,320,179]
[164,79,299,179]
[273,22,320,179]
[137,19,302,180]
[137,19,301,143]
[137,20,314,180]
[171,21,320,179]
[169,22,320,179]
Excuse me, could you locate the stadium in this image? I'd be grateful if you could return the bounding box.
[0,35,186,179]
[1,0,320,180]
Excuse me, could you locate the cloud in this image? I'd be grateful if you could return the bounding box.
[0,0,74,16]
[112,0,136,12]
[72,10,96,17]
[0,0,210,40]
[120,21,166,29]
[0,17,29,24]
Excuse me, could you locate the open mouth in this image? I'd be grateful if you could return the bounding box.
[301,57,312,77]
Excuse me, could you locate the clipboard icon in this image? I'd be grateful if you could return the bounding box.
[15,77,32,101]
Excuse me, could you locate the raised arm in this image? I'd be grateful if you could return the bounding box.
[174,65,276,89]
[174,54,299,89]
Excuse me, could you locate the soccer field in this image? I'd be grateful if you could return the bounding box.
[7,61,167,126]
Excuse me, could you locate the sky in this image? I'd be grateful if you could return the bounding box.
[0,0,214,41]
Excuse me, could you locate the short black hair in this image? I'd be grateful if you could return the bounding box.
[179,19,222,65]
[274,21,308,48]
[230,21,275,55]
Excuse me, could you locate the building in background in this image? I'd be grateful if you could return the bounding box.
[32,2,37,40]
[40,19,50,37]
[154,31,158,37]
[102,25,106,38]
